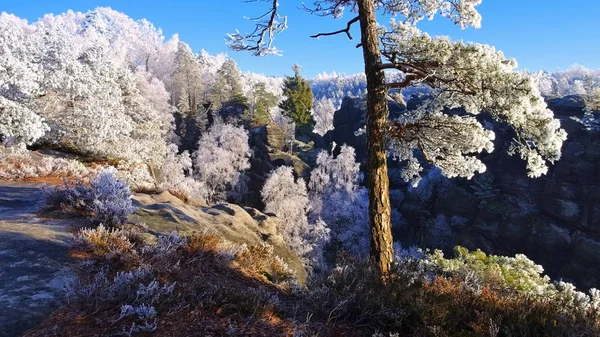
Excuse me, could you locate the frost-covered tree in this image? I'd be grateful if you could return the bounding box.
[262,166,312,255]
[312,97,336,136]
[309,145,369,256]
[0,13,48,145]
[262,166,330,270]
[171,42,203,113]
[0,8,173,165]
[211,58,247,110]
[232,0,567,277]
[159,144,206,200]
[311,72,367,108]
[193,120,251,203]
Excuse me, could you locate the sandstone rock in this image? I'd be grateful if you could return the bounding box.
[561,232,600,289]
[133,192,307,282]
[269,151,311,179]
[525,219,572,267]
[546,94,586,116]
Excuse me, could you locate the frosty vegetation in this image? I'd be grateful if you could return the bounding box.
[2,5,600,335]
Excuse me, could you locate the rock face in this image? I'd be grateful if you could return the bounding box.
[245,122,312,208]
[0,182,77,337]
[133,191,307,282]
[325,96,406,162]
[546,95,587,116]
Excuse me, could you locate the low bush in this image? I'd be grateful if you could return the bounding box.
[42,170,137,227]
[304,247,600,337]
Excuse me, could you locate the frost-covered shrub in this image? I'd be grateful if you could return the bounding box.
[73,224,139,265]
[42,170,137,227]
[304,247,600,336]
[427,246,554,295]
[159,144,206,200]
[234,243,295,284]
[193,120,250,203]
[309,145,369,256]
[88,171,137,227]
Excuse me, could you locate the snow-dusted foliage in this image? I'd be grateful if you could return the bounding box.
[534,65,600,98]
[0,8,174,164]
[261,166,331,271]
[86,170,138,227]
[571,106,600,132]
[262,166,312,255]
[43,170,137,227]
[310,72,367,109]
[309,145,369,256]
[382,19,566,183]
[0,13,48,145]
[193,121,250,203]
[0,144,88,180]
[407,167,451,202]
[159,144,206,200]
[312,97,336,136]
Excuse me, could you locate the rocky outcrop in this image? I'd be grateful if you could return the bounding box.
[546,95,587,116]
[245,122,312,208]
[133,191,306,282]
[325,96,407,162]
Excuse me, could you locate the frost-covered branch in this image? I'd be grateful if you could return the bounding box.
[382,21,567,182]
[226,0,287,56]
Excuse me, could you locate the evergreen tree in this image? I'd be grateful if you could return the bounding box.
[280,64,314,136]
[245,82,278,126]
[211,58,248,110]
[172,42,203,114]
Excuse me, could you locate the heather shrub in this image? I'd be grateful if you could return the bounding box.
[73,224,139,266]
[303,248,600,336]
[42,170,137,227]
[0,145,89,180]
[234,242,295,285]
[64,227,297,335]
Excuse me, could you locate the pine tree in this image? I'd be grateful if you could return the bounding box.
[231,0,567,279]
[211,59,248,110]
[245,82,278,126]
[280,64,314,136]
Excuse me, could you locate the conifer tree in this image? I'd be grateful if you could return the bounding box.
[245,82,278,126]
[280,65,314,136]
[231,0,567,279]
[211,59,248,110]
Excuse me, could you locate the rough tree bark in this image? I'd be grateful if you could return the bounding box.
[356,0,394,277]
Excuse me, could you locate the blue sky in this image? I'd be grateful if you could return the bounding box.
[3,0,599,78]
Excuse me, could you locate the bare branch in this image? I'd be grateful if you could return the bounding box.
[310,16,360,40]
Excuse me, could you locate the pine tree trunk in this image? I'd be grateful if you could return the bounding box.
[357,0,394,277]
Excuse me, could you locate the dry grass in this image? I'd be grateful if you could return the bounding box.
[26,227,600,337]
